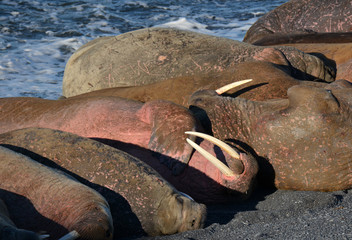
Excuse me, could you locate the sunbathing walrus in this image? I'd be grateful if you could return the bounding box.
[0,146,113,240]
[188,82,352,191]
[67,61,330,107]
[0,84,258,203]
[0,129,207,239]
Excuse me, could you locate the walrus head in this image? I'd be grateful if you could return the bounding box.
[188,81,352,191]
[155,192,206,235]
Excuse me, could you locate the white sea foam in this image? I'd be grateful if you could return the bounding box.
[156,17,214,35]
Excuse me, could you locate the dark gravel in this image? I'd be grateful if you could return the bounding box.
[134,187,352,240]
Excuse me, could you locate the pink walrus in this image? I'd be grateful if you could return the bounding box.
[0,94,257,203]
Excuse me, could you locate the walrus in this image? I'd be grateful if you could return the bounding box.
[249,32,352,46]
[243,0,352,44]
[0,146,114,240]
[62,27,334,97]
[0,128,207,238]
[67,61,330,106]
[251,41,352,83]
[188,82,352,191]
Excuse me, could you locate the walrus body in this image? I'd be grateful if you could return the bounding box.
[69,61,329,106]
[62,27,334,97]
[259,42,352,83]
[0,128,207,238]
[189,84,352,191]
[243,0,352,44]
[0,146,113,240]
[0,94,258,202]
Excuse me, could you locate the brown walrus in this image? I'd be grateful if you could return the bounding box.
[62,27,334,97]
[188,82,352,191]
[0,128,207,239]
[0,146,113,240]
[67,61,329,107]
[243,0,352,44]
[258,42,352,83]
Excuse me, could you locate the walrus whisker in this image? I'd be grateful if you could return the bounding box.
[215,79,253,94]
[185,131,240,159]
[58,230,80,240]
[186,138,236,177]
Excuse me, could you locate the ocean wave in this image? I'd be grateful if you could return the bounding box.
[0,0,288,99]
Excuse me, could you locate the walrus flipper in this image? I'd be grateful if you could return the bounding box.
[138,100,198,175]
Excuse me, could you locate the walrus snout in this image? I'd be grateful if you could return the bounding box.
[222,153,259,196]
[185,131,258,199]
[156,192,206,235]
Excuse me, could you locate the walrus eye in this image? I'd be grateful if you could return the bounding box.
[185,131,240,177]
[215,79,252,95]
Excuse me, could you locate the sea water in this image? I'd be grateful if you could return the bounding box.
[0,0,288,99]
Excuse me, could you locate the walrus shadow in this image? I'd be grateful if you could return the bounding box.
[0,144,145,239]
[0,189,68,239]
[93,138,276,227]
[203,139,277,226]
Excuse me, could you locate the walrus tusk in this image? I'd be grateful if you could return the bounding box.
[215,79,252,95]
[185,131,240,159]
[58,230,80,240]
[179,191,194,201]
[186,138,236,177]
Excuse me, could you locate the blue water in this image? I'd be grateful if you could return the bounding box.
[0,0,288,99]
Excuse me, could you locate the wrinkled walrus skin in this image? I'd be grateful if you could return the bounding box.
[62,27,334,97]
[243,0,352,44]
[0,146,114,240]
[0,128,207,239]
[0,96,258,203]
[69,61,330,107]
[189,84,352,191]
[0,199,42,240]
[252,40,352,83]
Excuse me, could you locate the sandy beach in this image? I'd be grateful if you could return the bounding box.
[136,187,352,240]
